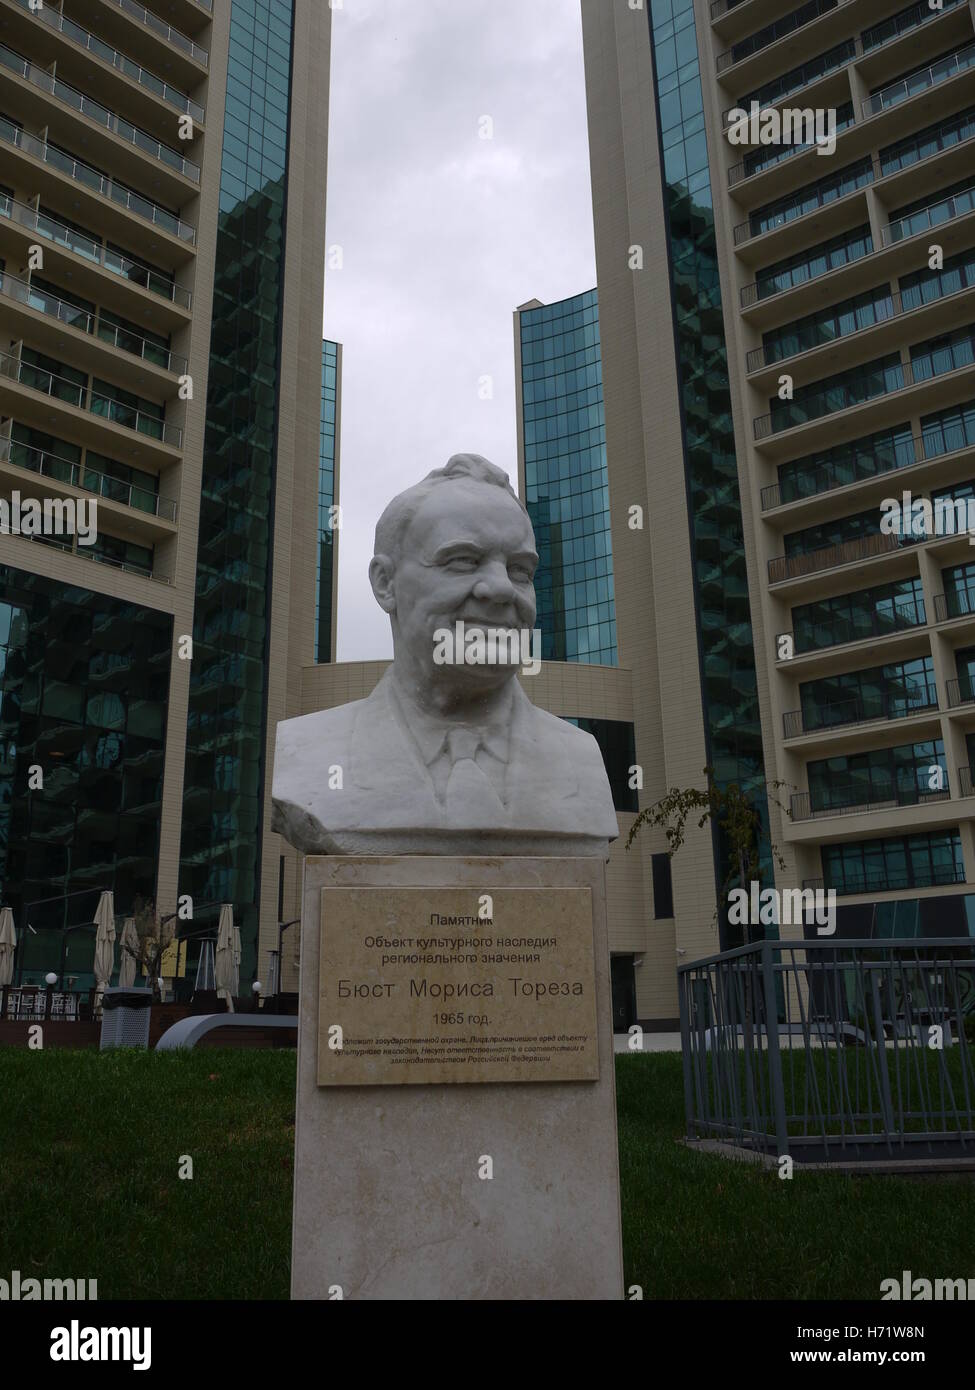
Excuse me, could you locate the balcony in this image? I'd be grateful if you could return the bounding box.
[0,350,182,450]
[0,271,188,376]
[0,194,192,312]
[754,349,975,449]
[779,599,926,658]
[733,126,975,250]
[769,532,909,585]
[0,120,196,245]
[862,43,975,119]
[783,683,939,738]
[9,0,205,123]
[0,527,169,583]
[946,676,975,709]
[716,0,841,75]
[883,183,975,248]
[0,436,177,521]
[959,764,975,796]
[101,0,209,67]
[790,786,951,821]
[0,41,200,183]
[746,280,975,379]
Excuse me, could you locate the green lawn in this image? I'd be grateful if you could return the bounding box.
[1,1047,973,1299]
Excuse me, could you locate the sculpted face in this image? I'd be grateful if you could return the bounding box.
[373,479,538,689]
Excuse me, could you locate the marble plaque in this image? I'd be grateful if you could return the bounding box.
[317,886,598,1085]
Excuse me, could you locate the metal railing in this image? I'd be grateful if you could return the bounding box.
[960,765,975,797]
[741,234,872,308]
[0,437,177,521]
[862,0,966,53]
[934,589,975,623]
[782,683,939,738]
[747,276,975,374]
[106,0,209,67]
[715,0,842,74]
[882,183,975,247]
[0,525,168,582]
[0,121,196,244]
[0,41,200,181]
[761,425,975,510]
[733,128,975,245]
[790,785,950,821]
[12,0,205,122]
[779,600,926,655]
[0,271,187,374]
[679,939,975,1163]
[721,40,857,128]
[728,110,855,188]
[947,676,975,708]
[863,42,975,118]
[0,194,192,309]
[0,350,182,449]
[768,530,906,584]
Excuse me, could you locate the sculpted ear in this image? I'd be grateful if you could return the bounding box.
[369,554,396,614]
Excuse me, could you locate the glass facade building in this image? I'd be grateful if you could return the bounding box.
[316,340,339,664]
[178,0,295,983]
[517,291,617,666]
[0,567,171,984]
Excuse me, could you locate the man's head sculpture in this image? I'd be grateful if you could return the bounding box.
[271,454,618,856]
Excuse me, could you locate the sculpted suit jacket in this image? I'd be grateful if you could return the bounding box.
[271,669,619,857]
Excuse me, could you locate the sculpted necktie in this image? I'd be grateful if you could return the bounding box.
[443,726,505,822]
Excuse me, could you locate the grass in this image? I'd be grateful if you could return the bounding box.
[1,1046,973,1299]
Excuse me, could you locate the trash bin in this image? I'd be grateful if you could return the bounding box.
[99,987,153,1049]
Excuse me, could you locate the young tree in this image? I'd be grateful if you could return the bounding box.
[123,898,176,999]
[626,767,793,944]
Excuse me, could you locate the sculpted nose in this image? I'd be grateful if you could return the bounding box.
[472,562,516,604]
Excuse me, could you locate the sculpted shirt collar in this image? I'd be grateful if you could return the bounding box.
[385,673,513,769]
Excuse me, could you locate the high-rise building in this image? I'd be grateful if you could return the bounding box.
[0,0,331,989]
[581,0,975,1011]
[316,338,341,665]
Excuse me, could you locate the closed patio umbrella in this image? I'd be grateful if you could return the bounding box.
[117,917,139,988]
[215,904,237,1011]
[0,907,15,988]
[92,891,116,1009]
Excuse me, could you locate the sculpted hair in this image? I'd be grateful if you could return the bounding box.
[374,454,528,564]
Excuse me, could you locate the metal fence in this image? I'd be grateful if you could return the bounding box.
[679,939,975,1164]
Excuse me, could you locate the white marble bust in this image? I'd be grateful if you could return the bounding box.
[271,454,618,857]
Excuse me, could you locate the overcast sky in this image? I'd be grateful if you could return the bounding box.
[322,0,596,661]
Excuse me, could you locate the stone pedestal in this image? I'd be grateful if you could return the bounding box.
[292,855,624,1300]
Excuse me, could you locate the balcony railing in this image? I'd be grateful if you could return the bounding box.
[862,42,975,118]
[0,271,187,374]
[769,532,907,585]
[728,109,855,188]
[13,0,205,123]
[0,437,177,521]
[862,0,967,53]
[947,676,975,708]
[105,0,209,67]
[882,184,975,247]
[934,589,975,623]
[0,350,182,449]
[733,127,975,245]
[0,194,192,309]
[0,121,196,244]
[780,599,925,656]
[3,527,168,582]
[791,785,951,821]
[715,0,841,74]
[747,278,975,373]
[960,765,975,796]
[783,683,939,738]
[0,42,200,181]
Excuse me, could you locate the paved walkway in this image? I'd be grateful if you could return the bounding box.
[613,1031,681,1053]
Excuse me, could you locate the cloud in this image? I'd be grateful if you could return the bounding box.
[322,0,596,660]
